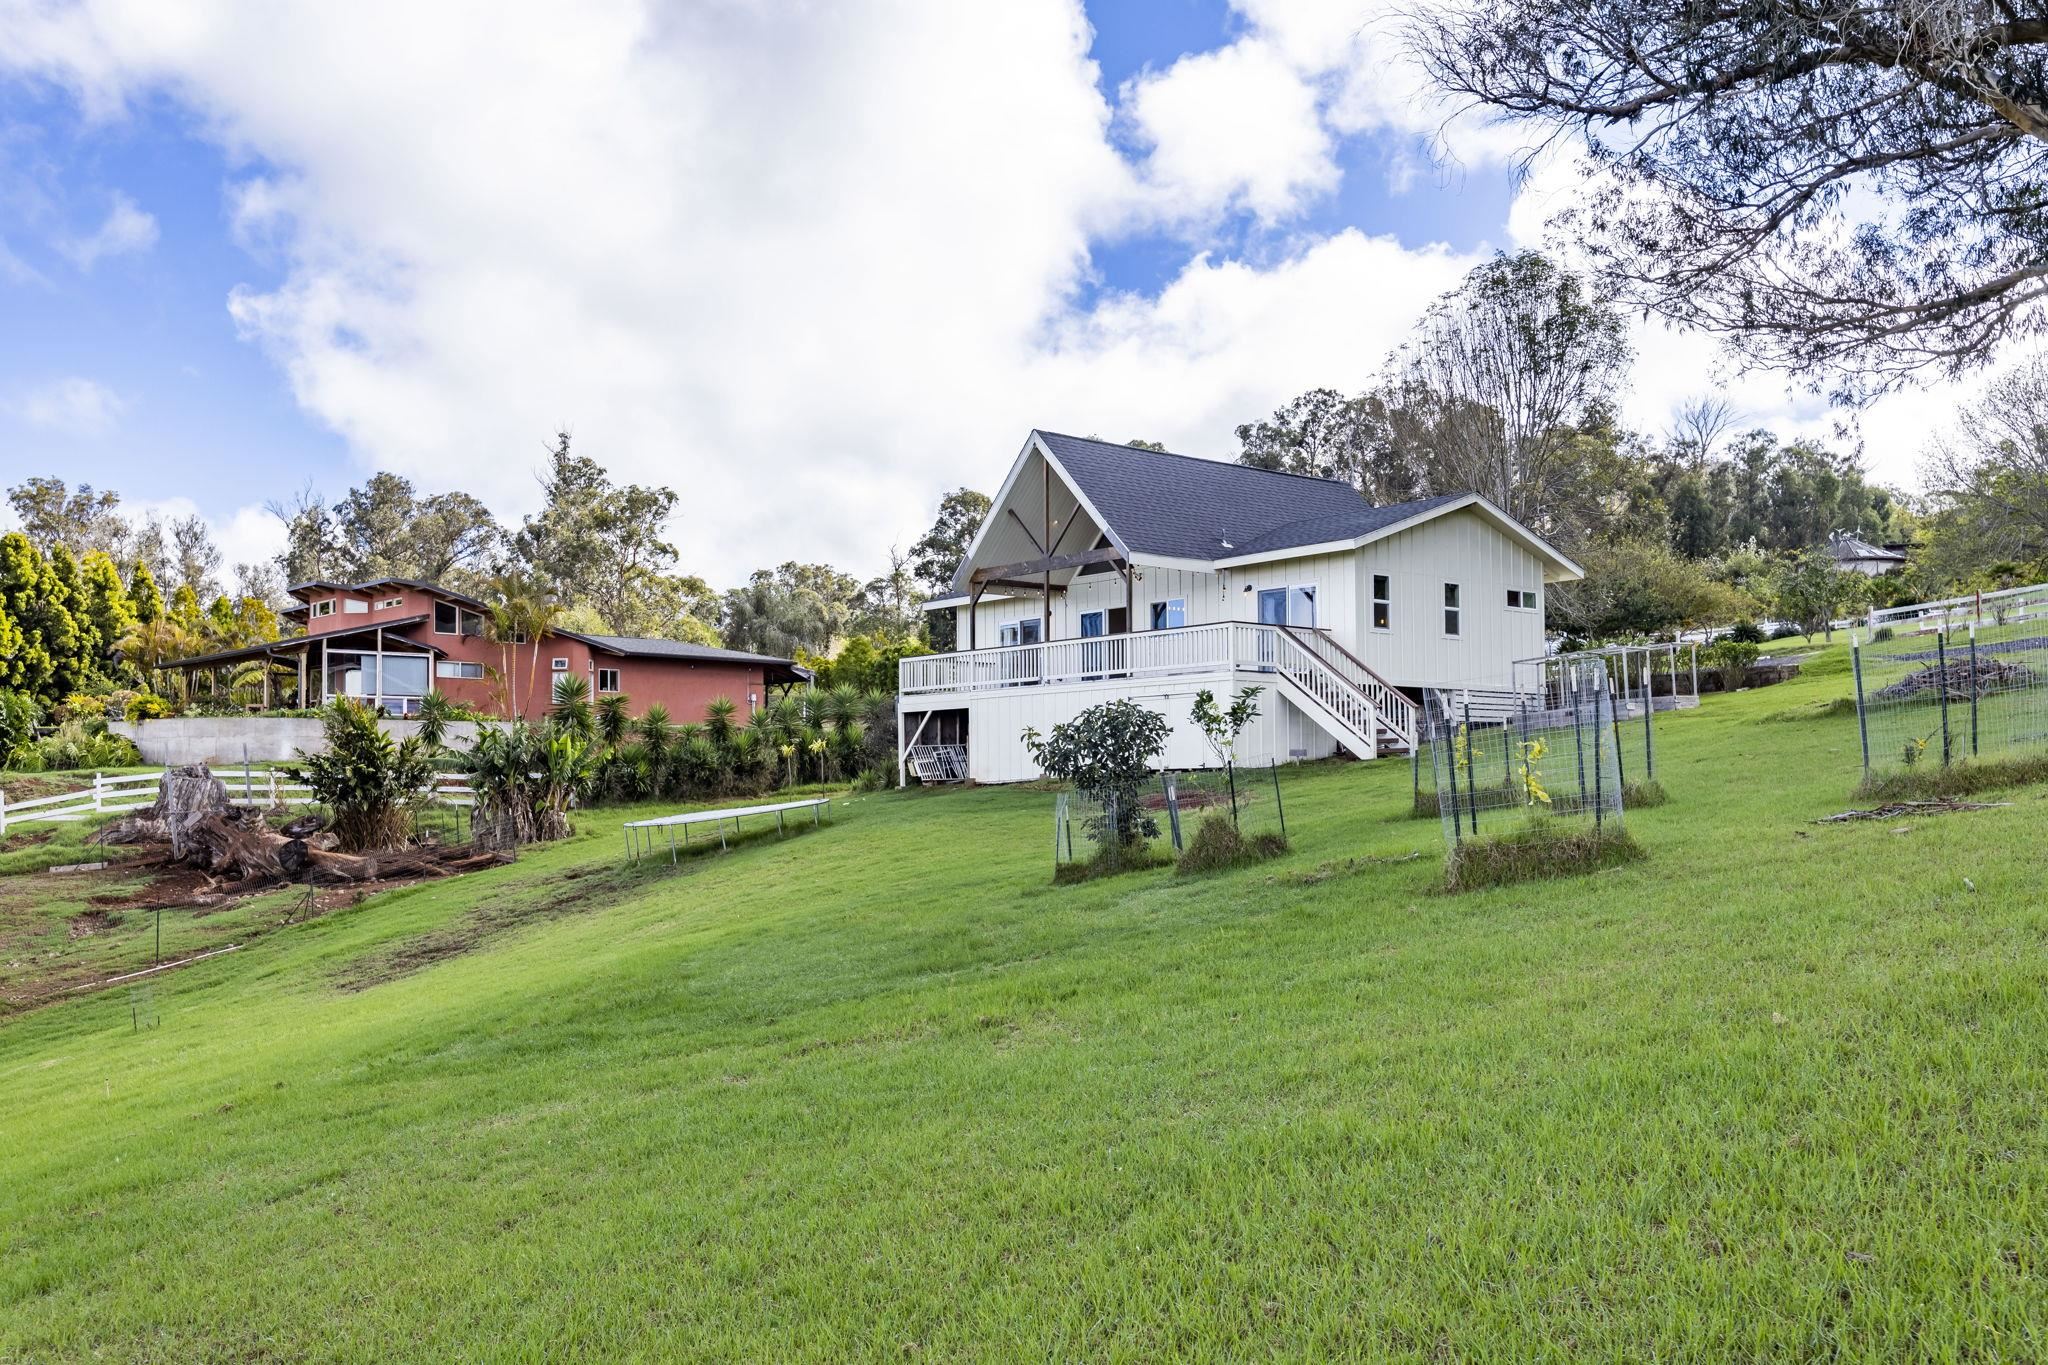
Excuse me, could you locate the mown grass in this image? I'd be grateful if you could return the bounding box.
[3,650,2048,1359]
[1443,818,1644,891]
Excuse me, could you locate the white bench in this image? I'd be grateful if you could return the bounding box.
[623,797,832,863]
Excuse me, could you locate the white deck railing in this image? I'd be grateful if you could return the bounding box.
[898,621,1417,749]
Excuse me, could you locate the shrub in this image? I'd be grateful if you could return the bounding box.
[1443,819,1644,892]
[125,692,175,722]
[0,690,43,766]
[1872,625,1896,642]
[1023,699,1171,854]
[1855,751,2048,802]
[59,693,106,720]
[1051,842,1174,885]
[1176,814,1289,875]
[287,700,436,853]
[1768,623,1804,640]
[1703,640,1760,692]
[468,721,596,848]
[29,720,142,771]
[1727,620,1766,644]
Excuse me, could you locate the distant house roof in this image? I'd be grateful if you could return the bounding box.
[165,618,445,669]
[1827,531,1906,565]
[559,631,811,685]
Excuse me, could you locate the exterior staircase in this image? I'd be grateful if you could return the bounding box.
[1268,626,1418,760]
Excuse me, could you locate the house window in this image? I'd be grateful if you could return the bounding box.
[434,602,486,636]
[435,661,486,680]
[998,620,1042,646]
[551,656,570,671]
[1372,575,1391,630]
[597,668,621,693]
[343,598,369,614]
[1257,586,1317,628]
[1443,583,1461,636]
[1079,611,1105,638]
[375,596,404,610]
[309,599,335,618]
[1149,598,1187,630]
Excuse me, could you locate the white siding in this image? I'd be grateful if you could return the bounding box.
[1346,508,1548,689]
[940,672,1339,784]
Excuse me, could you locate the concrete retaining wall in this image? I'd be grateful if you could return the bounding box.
[111,717,483,765]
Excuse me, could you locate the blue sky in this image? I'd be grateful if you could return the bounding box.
[0,0,1915,582]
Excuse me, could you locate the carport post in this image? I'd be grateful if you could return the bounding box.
[776,810,785,838]
[668,827,677,866]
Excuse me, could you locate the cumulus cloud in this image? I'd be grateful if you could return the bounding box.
[1122,39,1337,224]
[2,375,126,435]
[0,0,1960,587]
[58,189,157,268]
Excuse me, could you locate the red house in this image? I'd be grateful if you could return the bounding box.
[170,577,807,722]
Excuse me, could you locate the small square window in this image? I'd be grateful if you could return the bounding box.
[434,602,458,634]
[1149,598,1187,630]
[376,596,404,610]
[551,657,570,671]
[309,599,335,618]
[597,668,621,693]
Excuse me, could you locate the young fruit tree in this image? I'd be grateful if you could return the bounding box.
[1023,699,1171,853]
[289,699,436,852]
[1189,687,1262,767]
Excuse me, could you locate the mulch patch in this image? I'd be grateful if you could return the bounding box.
[1815,800,2011,823]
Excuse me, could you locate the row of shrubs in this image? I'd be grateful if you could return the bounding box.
[0,691,144,772]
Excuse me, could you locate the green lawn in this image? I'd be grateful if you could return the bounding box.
[3,650,2045,1360]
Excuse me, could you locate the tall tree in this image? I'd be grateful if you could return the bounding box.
[719,566,842,657]
[512,431,683,630]
[1923,354,2048,565]
[169,514,223,600]
[78,550,137,671]
[5,477,125,556]
[271,476,502,588]
[1412,0,2048,394]
[1387,251,1631,535]
[1237,388,1428,504]
[908,488,991,594]
[0,533,77,700]
[127,562,164,625]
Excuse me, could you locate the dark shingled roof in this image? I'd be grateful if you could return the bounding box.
[1032,431,1471,561]
[563,632,811,683]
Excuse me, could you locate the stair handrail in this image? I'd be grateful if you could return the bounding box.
[1279,626,1416,741]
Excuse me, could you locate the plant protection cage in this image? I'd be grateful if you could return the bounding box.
[1427,661,1626,849]
[1851,620,2048,777]
[1053,762,1287,870]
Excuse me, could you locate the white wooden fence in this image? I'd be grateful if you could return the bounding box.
[0,769,477,837]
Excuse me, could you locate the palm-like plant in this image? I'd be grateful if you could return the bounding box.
[703,695,738,747]
[416,689,461,753]
[114,618,197,696]
[595,694,633,751]
[636,704,676,792]
[551,672,594,742]
[825,683,862,729]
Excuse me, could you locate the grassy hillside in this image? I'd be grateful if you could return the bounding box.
[3,648,2045,1360]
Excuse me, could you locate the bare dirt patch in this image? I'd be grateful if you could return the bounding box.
[332,865,641,993]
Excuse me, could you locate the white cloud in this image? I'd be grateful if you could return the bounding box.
[1,375,127,435]
[1122,39,1337,223]
[124,495,285,587]
[0,232,45,284]
[57,189,157,268]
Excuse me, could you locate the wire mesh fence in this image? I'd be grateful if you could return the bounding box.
[1427,662,1626,849]
[1852,621,2048,776]
[1414,669,1661,818]
[1053,761,1289,871]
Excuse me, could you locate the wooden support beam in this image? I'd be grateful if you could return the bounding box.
[1004,507,1045,554]
[968,544,1124,584]
[979,578,1068,597]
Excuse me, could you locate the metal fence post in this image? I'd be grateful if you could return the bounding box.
[1852,635,1870,774]
[1937,631,1953,767]
[1641,670,1654,782]
[1462,696,1479,834]
[1269,758,1286,838]
[1225,760,1239,828]
[1444,716,1463,842]
[1969,624,1980,757]
[1591,673,1606,834]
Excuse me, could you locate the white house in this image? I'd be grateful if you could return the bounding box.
[897,430,1583,784]
[1826,530,1908,577]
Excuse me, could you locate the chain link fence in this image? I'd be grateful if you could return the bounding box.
[1427,661,1626,850]
[1852,621,2048,776]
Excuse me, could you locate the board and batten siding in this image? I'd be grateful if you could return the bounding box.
[943,506,1552,694]
[1347,508,1549,690]
[941,673,1339,784]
